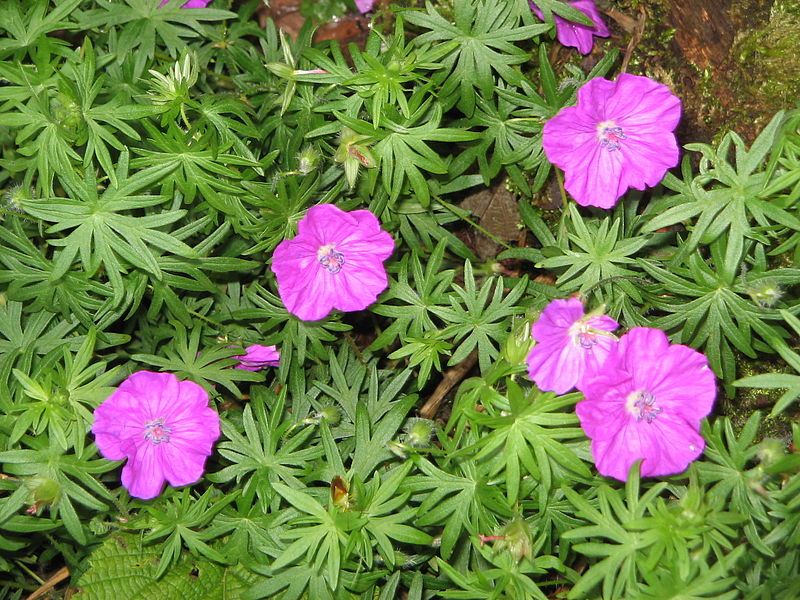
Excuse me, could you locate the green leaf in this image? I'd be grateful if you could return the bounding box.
[73,533,256,599]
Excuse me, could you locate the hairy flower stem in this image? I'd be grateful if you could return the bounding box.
[555,167,571,240]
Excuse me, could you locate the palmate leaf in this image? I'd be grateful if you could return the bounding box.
[696,414,775,556]
[0,301,83,410]
[193,94,262,165]
[358,463,433,569]
[76,0,236,75]
[405,455,511,560]
[0,0,81,59]
[450,86,546,186]
[403,0,550,116]
[0,88,82,195]
[0,56,58,108]
[468,382,592,505]
[0,36,142,194]
[389,201,477,260]
[269,482,353,592]
[638,250,790,386]
[333,92,479,207]
[0,218,113,328]
[735,309,800,415]
[643,112,800,264]
[350,395,418,480]
[370,241,454,350]
[307,347,414,441]
[131,321,262,398]
[130,121,251,213]
[58,38,143,186]
[332,16,448,129]
[234,282,351,369]
[209,387,322,511]
[131,489,238,578]
[562,471,666,600]
[635,546,745,600]
[9,327,122,453]
[202,501,284,566]
[239,172,324,254]
[21,153,196,306]
[437,552,554,600]
[431,261,527,373]
[540,204,649,305]
[0,434,115,545]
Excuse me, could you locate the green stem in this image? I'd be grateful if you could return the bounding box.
[187,309,226,331]
[555,168,570,241]
[13,560,44,585]
[581,274,652,297]
[180,104,192,131]
[555,167,568,210]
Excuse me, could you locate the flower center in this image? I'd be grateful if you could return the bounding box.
[569,322,598,349]
[626,391,662,423]
[597,120,627,151]
[144,417,172,444]
[317,244,345,274]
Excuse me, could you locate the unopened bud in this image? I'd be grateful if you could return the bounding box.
[747,280,783,308]
[24,475,60,513]
[319,406,341,426]
[3,184,31,214]
[757,438,785,468]
[334,128,376,188]
[266,62,296,79]
[495,514,533,563]
[297,146,320,175]
[404,418,434,447]
[502,318,534,365]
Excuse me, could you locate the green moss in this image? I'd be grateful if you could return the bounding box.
[607,0,796,142]
[725,354,795,440]
[732,0,800,126]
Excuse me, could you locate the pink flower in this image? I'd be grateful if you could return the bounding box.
[271,204,394,321]
[577,328,716,481]
[531,0,610,55]
[236,344,280,371]
[159,0,212,7]
[92,371,220,500]
[543,74,682,209]
[526,298,618,394]
[355,0,375,12]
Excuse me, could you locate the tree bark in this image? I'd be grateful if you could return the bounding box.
[667,0,737,70]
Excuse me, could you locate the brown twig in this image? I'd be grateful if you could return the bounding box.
[26,566,69,600]
[419,351,479,420]
[620,6,647,74]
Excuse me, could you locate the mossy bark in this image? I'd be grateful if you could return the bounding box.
[611,0,799,142]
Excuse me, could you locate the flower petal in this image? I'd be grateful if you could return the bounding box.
[121,444,166,500]
[563,141,627,208]
[611,74,682,131]
[160,441,210,488]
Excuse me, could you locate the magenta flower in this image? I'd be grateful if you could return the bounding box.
[92,371,220,500]
[236,344,280,371]
[271,204,394,321]
[543,74,682,209]
[531,0,610,55]
[526,298,618,394]
[159,0,212,8]
[355,0,375,12]
[577,327,716,481]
